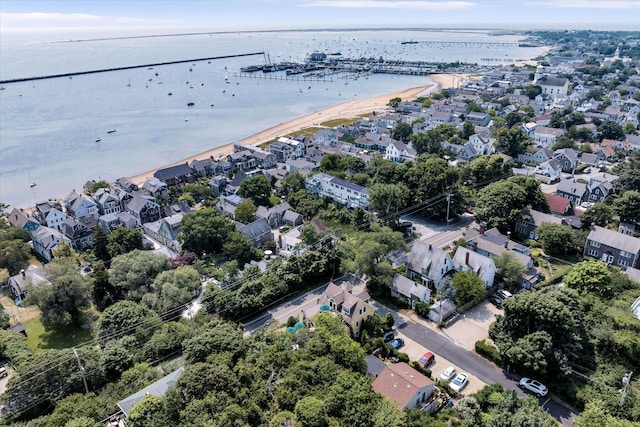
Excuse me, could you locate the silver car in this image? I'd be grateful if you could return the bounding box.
[519,377,548,397]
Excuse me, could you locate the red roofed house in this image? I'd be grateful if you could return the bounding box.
[372,362,435,410]
[544,193,573,216]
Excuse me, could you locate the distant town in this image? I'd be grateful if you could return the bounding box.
[1,30,639,427]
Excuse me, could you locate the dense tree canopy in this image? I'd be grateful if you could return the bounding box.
[451,271,485,306]
[613,190,640,224]
[238,174,272,207]
[109,250,170,302]
[179,208,236,256]
[564,259,612,298]
[508,175,550,213]
[475,180,527,232]
[496,126,532,157]
[392,122,413,142]
[490,287,588,378]
[26,258,91,327]
[535,222,577,256]
[367,183,409,222]
[106,227,143,258]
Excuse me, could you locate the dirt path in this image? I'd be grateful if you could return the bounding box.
[0,292,41,326]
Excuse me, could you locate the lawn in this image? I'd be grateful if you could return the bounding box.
[24,317,94,351]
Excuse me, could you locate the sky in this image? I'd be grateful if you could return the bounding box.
[0,0,639,34]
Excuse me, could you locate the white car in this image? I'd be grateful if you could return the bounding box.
[519,377,548,397]
[496,289,513,300]
[450,373,468,392]
[440,366,457,381]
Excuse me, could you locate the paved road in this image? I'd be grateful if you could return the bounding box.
[382,308,577,426]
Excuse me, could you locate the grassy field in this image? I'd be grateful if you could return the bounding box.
[24,317,94,351]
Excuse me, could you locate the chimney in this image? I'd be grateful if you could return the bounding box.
[591,222,596,231]
[479,222,486,234]
[465,251,470,266]
[428,244,432,252]
[473,241,478,252]
[20,269,25,278]
[507,231,511,240]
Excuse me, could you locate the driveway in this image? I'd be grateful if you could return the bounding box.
[444,300,502,351]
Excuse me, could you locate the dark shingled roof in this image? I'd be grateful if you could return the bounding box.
[154,163,194,182]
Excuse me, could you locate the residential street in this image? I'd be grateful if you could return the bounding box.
[373,302,577,427]
[244,283,578,426]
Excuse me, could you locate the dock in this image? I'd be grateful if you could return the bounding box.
[0,52,264,84]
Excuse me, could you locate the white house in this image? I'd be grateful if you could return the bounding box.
[452,246,496,288]
[390,274,430,309]
[534,126,565,148]
[64,191,99,221]
[385,140,416,163]
[534,158,563,180]
[41,207,67,232]
[305,173,369,209]
[468,134,495,156]
[31,226,71,262]
[534,67,569,98]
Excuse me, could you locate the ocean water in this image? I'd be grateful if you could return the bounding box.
[0,28,544,208]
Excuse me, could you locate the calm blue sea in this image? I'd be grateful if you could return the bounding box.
[0,28,543,208]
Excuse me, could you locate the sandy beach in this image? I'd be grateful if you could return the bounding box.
[130,73,470,186]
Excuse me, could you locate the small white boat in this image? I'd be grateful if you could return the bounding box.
[95,138,101,142]
[107,129,116,134]
[30,182,37,188]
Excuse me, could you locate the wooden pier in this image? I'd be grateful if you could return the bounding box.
[0,52,264,84]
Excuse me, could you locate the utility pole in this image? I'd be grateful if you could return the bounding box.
[72,347,89,393]
[620,371,633,407]
[445,190,453,229]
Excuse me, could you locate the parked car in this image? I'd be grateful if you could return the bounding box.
[0,366,7,379]
[496,289,513,300]
[389,338,404,349]
[418,352,435,368]
[519,377,548,397]
[489,295,503,308]
[450,373,469,392]
[278,225,290,233]
[440,366,457,381]
[381,330,395,342]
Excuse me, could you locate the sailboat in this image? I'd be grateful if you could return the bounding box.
[225,74,230,84]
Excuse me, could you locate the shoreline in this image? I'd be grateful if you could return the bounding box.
[129,73,470,186]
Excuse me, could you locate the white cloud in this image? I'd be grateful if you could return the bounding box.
[0,12,174,27]
[530,0,640,8]
[302,0,477,10]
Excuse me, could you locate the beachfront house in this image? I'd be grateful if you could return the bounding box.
[385,140,416,163]
[154,163,195,187]
[64,191,99,223]
[125,194,160,225]
[8,208,40,232]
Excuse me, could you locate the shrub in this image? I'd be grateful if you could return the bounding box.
[475,339,503,367]
[414,300,429,318]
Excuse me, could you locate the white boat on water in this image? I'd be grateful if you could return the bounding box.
[107,129,116,133]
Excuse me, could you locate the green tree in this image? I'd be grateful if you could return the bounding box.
[26,258,91,327]
[294,396,328,427]
[109,250,170,302]
[493,251,525,287]
[0,236,31,276]
[490,286,587,378]
[182,321,245,363]
[623,121,637,135]
[551,135,578,150]
[536,222,576,256]
[238,174,272,207]
[179,208,235,256]
[127,394,164,427]
[581,202,614,229]
[280,171,306,197]
[96,300,161,346]
[613,151,640,193]
[508,175,550,212]
[106,227,143,258]
[597,120,625,141]
[222,231,258,266]
[496,126,532,157]
[405,156,460,219]
[88,180,110,194]
[340,224,407,292]
[461,120,475,140]
[475,180,527,232]
[451,271,485,306]
[45,393,100,427]
[564,259,612,297]
[525,84,542,99]
[367,183,409,223]
[392,122,412,142]
[91,226,110,262]
[234,199,257,223]
[91,261,117,311]
[613,190,640,224]
[387,97,401,108]
[505,112,523,128]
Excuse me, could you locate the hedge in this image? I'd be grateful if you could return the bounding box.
[475,339,503,367]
